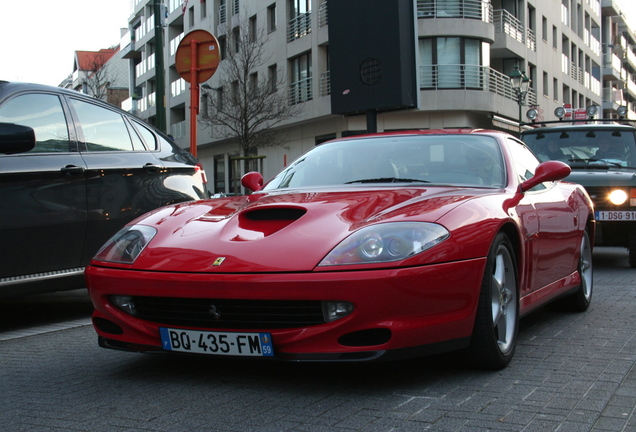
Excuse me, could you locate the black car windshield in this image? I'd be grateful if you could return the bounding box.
[523,128,636,168]
[262,134,505,190]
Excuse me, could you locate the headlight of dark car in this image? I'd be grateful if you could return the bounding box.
[93,225,157,264]
[318,222,450,266]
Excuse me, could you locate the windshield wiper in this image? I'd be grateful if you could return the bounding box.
[344,177,430,184]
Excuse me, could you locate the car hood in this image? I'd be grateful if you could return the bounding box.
[129,186,488,272]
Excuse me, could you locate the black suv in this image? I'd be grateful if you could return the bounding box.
[521,110,636,266]
[0,81,208,297]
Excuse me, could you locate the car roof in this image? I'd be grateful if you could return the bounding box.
[521,123,636,134]
[333,129,509,142]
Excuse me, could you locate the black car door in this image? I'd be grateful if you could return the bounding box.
[66,97,166,265]
[0,92,88,280]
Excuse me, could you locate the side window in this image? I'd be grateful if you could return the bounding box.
[70,99,134,152]
[507,138,546,190]
[0,93,71,153]
[130,119,158,150]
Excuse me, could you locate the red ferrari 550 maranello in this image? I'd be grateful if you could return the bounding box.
[86,129,595,369]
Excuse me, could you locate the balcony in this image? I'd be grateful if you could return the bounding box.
[603,51,623,81]
[289,77,313,105]
[288,12,312,42]
[416,0,493,22]
[491,9,527,58]
[419,64,537,106]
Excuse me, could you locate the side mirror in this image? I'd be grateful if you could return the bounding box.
[241,171,264,192]
[0,123,36,155]
[520,160,571,192]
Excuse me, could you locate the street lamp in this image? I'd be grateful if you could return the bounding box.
[509,65,531,133]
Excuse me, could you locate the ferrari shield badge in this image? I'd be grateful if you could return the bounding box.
[212,257,226,266]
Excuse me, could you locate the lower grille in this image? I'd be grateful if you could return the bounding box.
[127,296,326,329]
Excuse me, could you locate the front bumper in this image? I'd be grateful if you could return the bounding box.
[86,258,486,361]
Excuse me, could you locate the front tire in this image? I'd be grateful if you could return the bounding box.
[468,233,519,370]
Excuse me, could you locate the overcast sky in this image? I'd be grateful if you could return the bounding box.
[1,1,635,88]
[0,0,130,86]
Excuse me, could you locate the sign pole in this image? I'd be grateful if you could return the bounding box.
[189,40,199,157]
[175,30,220,159]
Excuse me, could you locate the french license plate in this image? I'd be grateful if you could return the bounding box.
[159,327,274,357]
[595,211,636,221]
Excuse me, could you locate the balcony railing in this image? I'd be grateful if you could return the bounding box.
[170,78,186,97]
[320,71,330,96]
[171,121,187,139]
[169,33,184,57]
[419,64,537,106]
[288,12,312,42]
[493,9,524,44]
[318,2,328,28]
[289,77,313,105]
[417,0,493,22]
[218,4,227,24]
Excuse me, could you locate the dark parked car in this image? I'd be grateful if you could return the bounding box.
[0,81,208,297]
[521,107,636,266]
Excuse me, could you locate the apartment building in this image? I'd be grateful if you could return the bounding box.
[118,0,631,194]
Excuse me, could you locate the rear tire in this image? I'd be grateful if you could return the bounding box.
[564,230,593,311]
[468,233,519,370]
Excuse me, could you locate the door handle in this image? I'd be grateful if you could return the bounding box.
[61,165,85,176]
[143,163,163,172]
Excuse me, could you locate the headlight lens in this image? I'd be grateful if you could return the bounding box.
[609,189,628,205]
[93,225,157,264]
[318,222,449,266]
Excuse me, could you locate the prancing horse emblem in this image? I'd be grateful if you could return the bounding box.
[212,257,226,266]
[209,305,221,320]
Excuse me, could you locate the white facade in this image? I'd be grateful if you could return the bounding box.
[118,0,635,194]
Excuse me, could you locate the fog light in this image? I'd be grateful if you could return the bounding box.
[609,189,628,206]
[111,295,137,316]
[322,301,354,322]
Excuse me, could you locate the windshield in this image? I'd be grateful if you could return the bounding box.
[263,134,505,190]
[522,128,636,168]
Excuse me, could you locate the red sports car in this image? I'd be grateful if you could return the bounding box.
[86,129,595,369]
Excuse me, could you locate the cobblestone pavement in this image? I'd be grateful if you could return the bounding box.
[1,248,635,432]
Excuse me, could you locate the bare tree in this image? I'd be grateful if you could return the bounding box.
[200,19,301,163]
[84,52,118,101]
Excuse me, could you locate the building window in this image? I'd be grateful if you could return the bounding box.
[232,27,240,53]
[267,3,277,33]
[290,52,312,104]
[419,37,482,89]
[249,72,258,96]
[552,25,557,49]
[232,0,239,15]
[216,87,224,111]
[542,16,547,42]
[201,0,207,19]
[553,78,558,101]
[249,15,257,42]
[268,64,278,93]
[189,6,195,28]
[218,35,227,60]
[543,72,549,97]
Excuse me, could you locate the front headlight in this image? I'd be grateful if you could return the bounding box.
[608,189,628,206]
[318,222,449,266]
[93,225,157,264]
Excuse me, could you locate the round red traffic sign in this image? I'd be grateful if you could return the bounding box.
[175,30,220,83]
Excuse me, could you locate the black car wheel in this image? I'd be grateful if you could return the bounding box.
[468,233,519,370]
